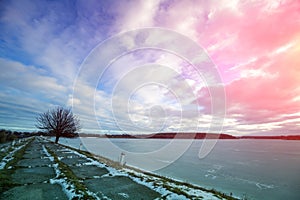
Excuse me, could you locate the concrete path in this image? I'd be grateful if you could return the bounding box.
[1,138,67,200]
[0,138,160,200]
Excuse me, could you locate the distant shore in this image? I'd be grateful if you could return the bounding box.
[78,132,300,140]
[1,129,300,145]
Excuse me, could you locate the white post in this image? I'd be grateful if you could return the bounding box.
[120,152,125,166]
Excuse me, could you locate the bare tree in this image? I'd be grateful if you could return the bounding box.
[36,107,80,143]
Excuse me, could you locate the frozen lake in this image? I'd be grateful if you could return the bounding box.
[55,137,300,200]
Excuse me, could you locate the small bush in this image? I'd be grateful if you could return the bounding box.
[0,130,7,143]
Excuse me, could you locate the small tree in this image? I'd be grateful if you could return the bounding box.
[36,107,80,143]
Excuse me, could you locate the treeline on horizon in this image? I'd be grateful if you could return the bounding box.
[0,129,78,143]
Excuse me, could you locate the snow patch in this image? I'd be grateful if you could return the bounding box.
[61,148,125,177]
[124,169,224,200]
[118,192,129,198]
[0,143,27,169]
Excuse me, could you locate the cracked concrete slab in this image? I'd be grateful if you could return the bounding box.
[16,158,52,167]
[60,157,89,166]
[69,164,109,179]
[84,176,160,200]
[0,183,68,200]
[12,167,55,184]
[23,152,44,159]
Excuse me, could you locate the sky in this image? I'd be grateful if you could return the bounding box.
[0,0,300,135]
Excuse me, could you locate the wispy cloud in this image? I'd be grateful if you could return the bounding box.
[0,58,69,131]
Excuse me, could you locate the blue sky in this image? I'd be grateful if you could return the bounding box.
[1,0,300,135]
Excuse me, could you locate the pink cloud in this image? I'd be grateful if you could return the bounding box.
[148,0,300,80]
[224,41,300,130]
[202,0,300,68]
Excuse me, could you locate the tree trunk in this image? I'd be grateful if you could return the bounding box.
[55,135,59,143]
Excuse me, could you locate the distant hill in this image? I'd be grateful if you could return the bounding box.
[148,132,237,139]
[104,132,237,139]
